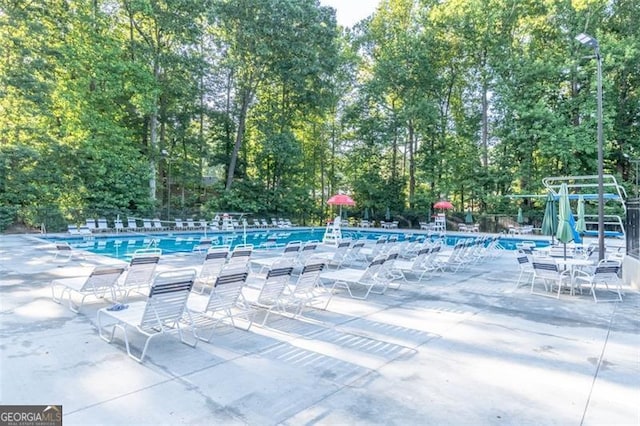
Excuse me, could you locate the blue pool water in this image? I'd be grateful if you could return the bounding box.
[43,228,550,261]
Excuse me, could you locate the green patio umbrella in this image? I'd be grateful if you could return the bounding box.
[517,207,524,224]
[385,206,391,221]
[363,208,369,221]
[575,195,586,233]
[465,209,474,224]
[555,183,575,260]
[541,192,558,244]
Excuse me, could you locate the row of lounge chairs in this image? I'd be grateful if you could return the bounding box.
[49,233,504,362]
[50,243,330,361]
[67,216,297,234]
[508,224,534,234]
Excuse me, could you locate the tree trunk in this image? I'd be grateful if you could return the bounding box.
[481,80,488,168]
[225,86,252,191]
[408,120,415,209]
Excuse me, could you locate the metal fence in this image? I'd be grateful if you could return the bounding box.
[626,198,639,259]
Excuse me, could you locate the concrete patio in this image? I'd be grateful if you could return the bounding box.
[1,234,638,425]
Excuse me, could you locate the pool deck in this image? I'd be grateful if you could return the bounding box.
[1,233,639,425]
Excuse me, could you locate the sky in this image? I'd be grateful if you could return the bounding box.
[319,0,381,27]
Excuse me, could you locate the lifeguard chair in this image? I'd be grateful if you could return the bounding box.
[323,216,342,245]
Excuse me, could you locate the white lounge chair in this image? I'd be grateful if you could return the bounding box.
[342,240,367,266]
[85,219,97,233]
[67,224,80,235]
[126,217,138,232]
[120,248,162,299]
[51,265,125,313]
[243,266,294,326]
[142,218,154,231]
[320,255,387,301]
[390,247,434,283]
[194,246,230,293]
[97,218,109,232]
[251,241,301,274]
[188,268,253,339]
[174,218,185,231]
[97,269,198,362]
[360,235,389,261]
[53,242,85,262]
[295,240,320,267]
[278,258,327,317]
[433,241,467,272]
[227,244,254,271]
[314,239,351,269]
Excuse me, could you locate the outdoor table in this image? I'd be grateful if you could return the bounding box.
[553,258,594,295]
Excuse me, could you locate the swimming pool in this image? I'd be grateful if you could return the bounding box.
[43,228,550,261]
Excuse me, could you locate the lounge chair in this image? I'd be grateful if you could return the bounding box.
[174,218,185,231]
[53,242,85,262]
[319,255,387,301]
[126,217,138,232]
[152,218,164,230]
[67,224,80,235]
[142,218,154,231]
[342,240,367,266]
[119,248,162,299]
[78,225,92,235]
[186,218,197,230]
[114,218,124,231]
[360,235,388,261]
[432,241,467,272]
[85,219,97,233]
[277,258,327,317]
[192,237,213,254]
[51,265,126,313]
[243,266,294,326]
[188,268,253,339]
[251,241,301,274]
[227,244,254,271]
[97,218,109,232]
[194,246,230,293]
[295,240,320,267]
[390,247,435,283]
[97,269,198,362]
[313,239,352,269]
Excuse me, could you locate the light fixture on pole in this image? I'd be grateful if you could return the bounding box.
[576,32,605,261]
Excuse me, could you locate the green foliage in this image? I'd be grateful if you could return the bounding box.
[0,0,639,233]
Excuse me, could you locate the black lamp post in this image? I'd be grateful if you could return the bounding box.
[576,33,605,261]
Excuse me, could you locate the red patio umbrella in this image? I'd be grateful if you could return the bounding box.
[327,194,355,217]
[433,200,454,210]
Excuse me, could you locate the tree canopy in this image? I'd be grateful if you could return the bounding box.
[1,0,638,231]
